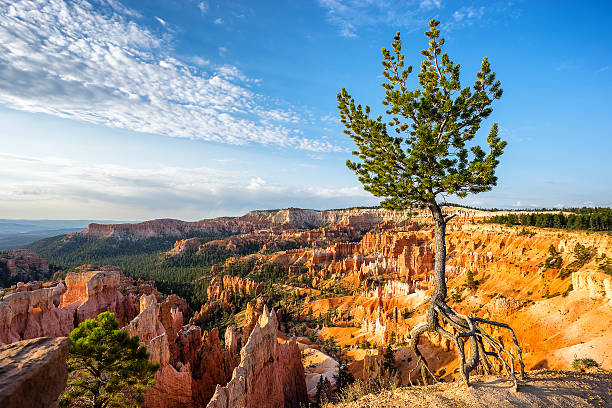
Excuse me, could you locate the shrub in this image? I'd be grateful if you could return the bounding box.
[337,370,399,403]
[572,358,599,372]
[544,245,562,269]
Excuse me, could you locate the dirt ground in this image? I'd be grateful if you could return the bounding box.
[333,369,612,408]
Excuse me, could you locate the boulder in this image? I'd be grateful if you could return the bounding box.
[0,337,70,408]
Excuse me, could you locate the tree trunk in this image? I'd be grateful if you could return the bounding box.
[407,199,525,389]
[427,200,446,328]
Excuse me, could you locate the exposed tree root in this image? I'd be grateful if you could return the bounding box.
[408,299,525,391]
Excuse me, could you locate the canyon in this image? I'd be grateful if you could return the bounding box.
[1,206,611,407]
[0,265,308,407]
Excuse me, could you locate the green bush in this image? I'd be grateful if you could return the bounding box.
[572,358,599,372]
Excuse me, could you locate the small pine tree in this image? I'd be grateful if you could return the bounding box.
[334,358,355,393]
[574,242,588,261]
[60,312,159,408]
[383,344,396,372]
[315,375,332,406]
[388,331,397,346]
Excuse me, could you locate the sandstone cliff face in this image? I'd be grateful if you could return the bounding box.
[125,294,166,344]
[0,267,139,345]
[72,206,485,242]
[0,286,73,345]
[166,237,201,257]
[60,268,137,326]
[79,217,267,240]
[207,306,308,408]
[0,337,70,408]
[572,270,612,301]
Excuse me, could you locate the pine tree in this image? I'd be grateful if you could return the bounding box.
[334,358,355,393]
[388,331,397,346]
[466,269,476,289]
[59,312,159,408]
[383,344,396,372]
[337,19,524,388]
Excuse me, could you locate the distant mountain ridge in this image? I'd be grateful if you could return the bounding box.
[0,219,130,250]
[66,206,496,241]
[74,208,411,241]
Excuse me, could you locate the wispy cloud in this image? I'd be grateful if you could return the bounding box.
[442,6,486,31]
[154,16,166,26]
[214,18,223,25]
[197,1,208,15]
[0,154,374,219]
[452,6,484,23]
[0,0,340,152]
[317,0,441,38]
[318,1,519,37]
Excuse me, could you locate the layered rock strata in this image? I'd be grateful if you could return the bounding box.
[0,268,139,345]
[0,286,73,345]
[60,267,138,326]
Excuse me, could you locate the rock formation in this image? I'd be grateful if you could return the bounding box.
[0,267,139,345]
[207,275,262,307]
[207,306,308,408]
[0,337,70,408]
[68,207,486,242]
[121,293,238,408]
[572,270,612,301]
[0,286,73,345]
[60,267,138,326]
[0,249,50,285]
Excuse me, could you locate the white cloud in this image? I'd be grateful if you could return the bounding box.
[197,1,208,15]
[214,18,223,25]
[513,201,523,207]
[420,0,441,10]
[0,154,375,219]
[0,0,339,151]
[317,0,434,38]
[154,16,166,26]
[446,6,486,30]
[317,1,510,37]
[189,56,210,66]
[453,6,485,22]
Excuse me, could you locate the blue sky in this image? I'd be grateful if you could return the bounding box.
[0,0,610,220]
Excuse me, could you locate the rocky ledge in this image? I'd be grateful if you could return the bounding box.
[333,369,612,408]
[0,337,71,408]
